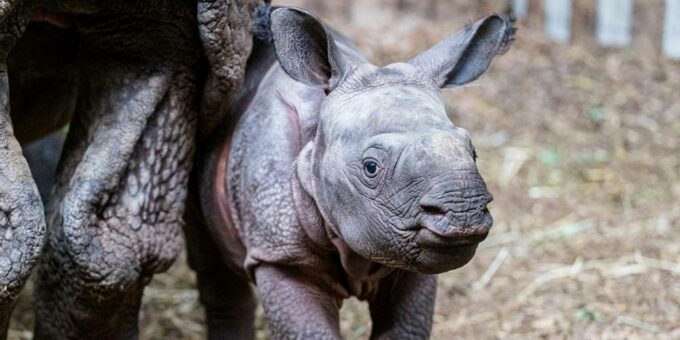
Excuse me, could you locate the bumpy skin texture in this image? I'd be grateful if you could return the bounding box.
[198,0,262,138]
[191,8,514,339]
[0,5,46,339]
[36,64,198,339]
[0,0,260,338]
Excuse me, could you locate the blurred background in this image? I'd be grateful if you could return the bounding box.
[10,0,680,338]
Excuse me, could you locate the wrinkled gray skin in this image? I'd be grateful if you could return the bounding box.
[188,7,514,339]
[0,0,262,338]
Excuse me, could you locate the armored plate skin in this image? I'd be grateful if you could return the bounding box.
[0,1,265,338]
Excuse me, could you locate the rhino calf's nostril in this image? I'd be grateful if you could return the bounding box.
[422,205,445,215]
[419,198,447,217]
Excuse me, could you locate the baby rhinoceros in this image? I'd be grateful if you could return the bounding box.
[187,7,514,339]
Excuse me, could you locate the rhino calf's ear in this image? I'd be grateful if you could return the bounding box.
[270,7,348,91]
[410,15,516,88]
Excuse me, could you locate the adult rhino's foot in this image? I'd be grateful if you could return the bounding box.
[35,60,198,338]
[1,9,46,340]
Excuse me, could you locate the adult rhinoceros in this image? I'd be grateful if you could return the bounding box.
[0,1,266,338]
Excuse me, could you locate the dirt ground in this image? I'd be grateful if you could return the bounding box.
[8,0,679,339]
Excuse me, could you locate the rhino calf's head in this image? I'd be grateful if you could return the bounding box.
[272,8,514,274]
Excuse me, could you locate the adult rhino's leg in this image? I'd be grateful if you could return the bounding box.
[0,8,46,340]
[35,53,199,339]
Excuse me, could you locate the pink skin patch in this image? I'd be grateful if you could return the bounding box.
[30,8,75,29]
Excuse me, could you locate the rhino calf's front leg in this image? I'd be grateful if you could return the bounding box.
[0,9,46,339]
[369,271,437,339]
[256,266,342,340]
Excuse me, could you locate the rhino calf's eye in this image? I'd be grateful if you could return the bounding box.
[363,160,380,177]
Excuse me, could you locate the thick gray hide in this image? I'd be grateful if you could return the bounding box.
[188,7,515,339]
[1,5,44,339]
[0,1,263,339]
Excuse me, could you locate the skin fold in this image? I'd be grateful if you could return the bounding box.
[189,7,515,339]
[0,0,263,338]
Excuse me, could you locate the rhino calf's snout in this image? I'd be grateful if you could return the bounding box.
[417,176,493,236]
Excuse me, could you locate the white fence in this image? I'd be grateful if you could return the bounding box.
[513,0,680,59]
